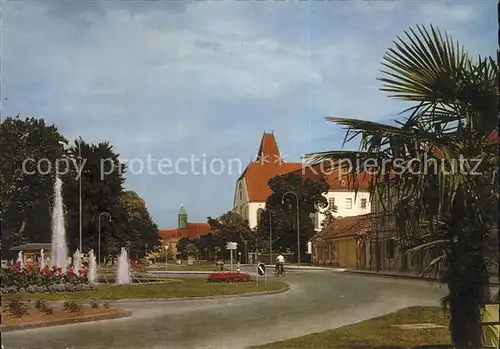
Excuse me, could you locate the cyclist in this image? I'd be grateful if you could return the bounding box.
[275,253,285,276]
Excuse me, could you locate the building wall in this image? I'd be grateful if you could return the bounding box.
[314,190,371,231]
[248,202,266,229]
[312,237,360,268]
[233,178,250,223]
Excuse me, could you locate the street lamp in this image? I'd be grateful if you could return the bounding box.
[269,210,273,265]
[77,138,83,253]
[282,191,301,268]
[98,212,112,267]
[59,138,83,252]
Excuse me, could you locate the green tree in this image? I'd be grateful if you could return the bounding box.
[311,25,498,349]
[207,211,254,259]
[62,140,126,256]
[0,116,67,258]
[117,191,160,260]
[258,173,329,261]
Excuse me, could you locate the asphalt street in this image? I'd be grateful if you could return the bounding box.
[2,270,448,349]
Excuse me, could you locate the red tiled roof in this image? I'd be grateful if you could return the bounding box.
[313,214,371,241]
[240,133,302,202]
[158,223,211,240]
[290,163,371,191]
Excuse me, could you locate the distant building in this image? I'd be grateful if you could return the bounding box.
[10,243,52,265]
[158,206,211,258]
[233,132,302,229]
[310,214,371,268]
[233,131,372,231]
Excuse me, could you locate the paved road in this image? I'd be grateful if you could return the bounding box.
[3,271,447,349]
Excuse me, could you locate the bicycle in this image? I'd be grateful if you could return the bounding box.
[275,264,285,278]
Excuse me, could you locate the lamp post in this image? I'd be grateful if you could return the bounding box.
[76,138,83,253]
[269,210,273,265]
[98,212,111,267]
[282,191,301,268]
[59,139,83,252]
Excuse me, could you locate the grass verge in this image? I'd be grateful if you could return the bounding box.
[251,306,451,349]
[146,264,222,271]
[1,278,287,301]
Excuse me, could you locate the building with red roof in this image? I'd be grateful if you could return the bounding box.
[158,205,211,258]
[233,132,372,231]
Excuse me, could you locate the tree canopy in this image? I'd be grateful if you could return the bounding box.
[257,173,329,260]
[0,116,160,261]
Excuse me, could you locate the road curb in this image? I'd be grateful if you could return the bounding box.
[36,284,290,305]
[0,309,132,333]
[343,270,500,286]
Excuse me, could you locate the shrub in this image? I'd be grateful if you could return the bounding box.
[90,300,100,309]
[63,301,81,313]
[0,263,90,292]
[4,297,29,318]
[103,301,110,308]
[34,300,46,310]
[207,272,251,283]
[33,300,53,315]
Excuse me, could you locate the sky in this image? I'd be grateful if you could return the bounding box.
[0,0,496,228]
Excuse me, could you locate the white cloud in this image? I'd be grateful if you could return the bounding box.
[2,0,494,227]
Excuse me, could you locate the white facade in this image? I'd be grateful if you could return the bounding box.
[232,178,267,229]
[313,190,371,231]
[233,179,371,231]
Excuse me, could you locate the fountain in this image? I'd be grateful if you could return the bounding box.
[51,177,68,270]
[116,247,131,284]
[88,249,97,284]
[73,249,81,274]
[39,249,45,269]
[17,251,24,268]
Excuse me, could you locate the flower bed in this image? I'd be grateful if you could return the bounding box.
[207,272,251,283]
[0,263,93,294]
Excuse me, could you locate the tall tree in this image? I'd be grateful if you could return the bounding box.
[207,211,254,259]
[0,116,67,257]
[62,140,125,255]
[117,190,160,259]
[257,173,329,260]
[310,25,498,349]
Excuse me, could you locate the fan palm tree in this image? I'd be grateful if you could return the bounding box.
[309,25,498,349]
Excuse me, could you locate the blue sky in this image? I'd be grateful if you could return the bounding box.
[1,0,496,228]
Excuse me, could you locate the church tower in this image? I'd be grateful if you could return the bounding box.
[178,205,188,229]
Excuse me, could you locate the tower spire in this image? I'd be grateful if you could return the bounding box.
[178,205,187,229]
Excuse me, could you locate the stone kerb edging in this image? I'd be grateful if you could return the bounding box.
[0,309,132,333]
[42,283,290,305]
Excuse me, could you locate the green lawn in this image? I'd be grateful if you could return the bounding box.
[251,307,451,349]
[2,278,287,301]
[146,263,222,271]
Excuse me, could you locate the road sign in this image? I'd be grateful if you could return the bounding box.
[226,242,238,250]
[257,263,266,276]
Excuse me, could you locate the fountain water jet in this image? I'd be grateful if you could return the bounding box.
[39,249,45,269]
[116,247,131,284]
[88,249,97,284]
[51,177,68,270]
[73,249,81,274]
[17,251,24,268]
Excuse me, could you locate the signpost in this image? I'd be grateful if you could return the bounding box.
[256,262,267,288]
[164,244,169,270]
[226,242,238,272]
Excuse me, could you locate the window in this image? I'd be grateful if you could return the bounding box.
[360,198,367,209]
[328,198,335,209]
[340,180,346,187]
[256,208,264,227]
[239,182,243,200]
[345,198,352,209]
